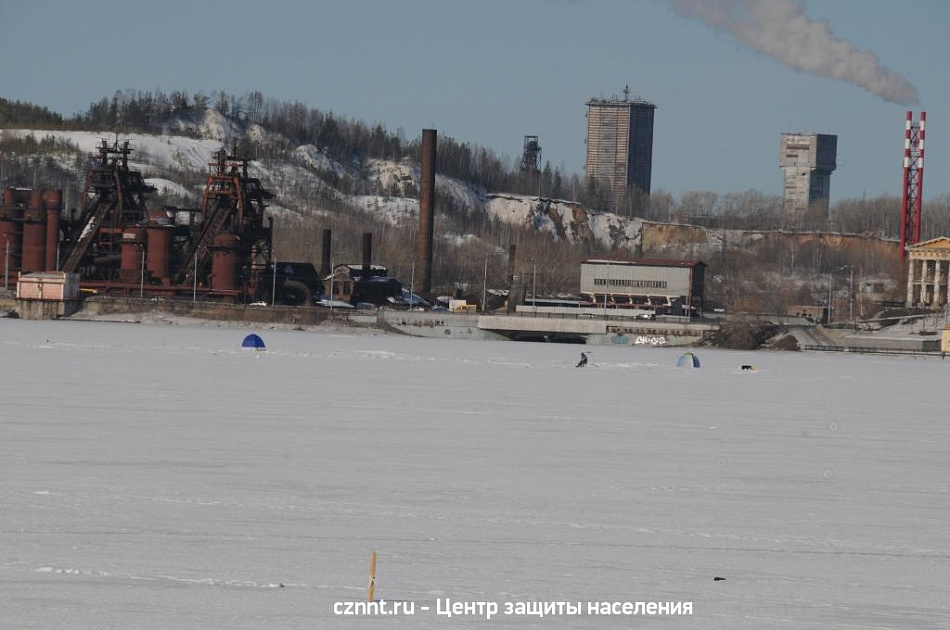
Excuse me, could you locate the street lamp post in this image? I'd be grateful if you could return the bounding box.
[532,262,537,308]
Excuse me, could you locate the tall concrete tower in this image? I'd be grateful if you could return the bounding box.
[779,133,837,226]
[585,88,656,211]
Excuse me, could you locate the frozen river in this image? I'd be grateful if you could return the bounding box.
[1,318,947,628]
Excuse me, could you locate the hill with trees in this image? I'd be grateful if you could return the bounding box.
[3,90,949,313]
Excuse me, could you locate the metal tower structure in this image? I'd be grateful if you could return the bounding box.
[520,136,541,173]
[176,148,274,290]
[61,139,155,277]
[900,111,926,259]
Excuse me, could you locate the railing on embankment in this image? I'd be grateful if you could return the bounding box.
[803,344,944,358]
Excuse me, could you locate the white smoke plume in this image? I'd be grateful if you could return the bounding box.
[671,0,919,105]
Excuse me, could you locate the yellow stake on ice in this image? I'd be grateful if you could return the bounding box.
[368,551,377,601]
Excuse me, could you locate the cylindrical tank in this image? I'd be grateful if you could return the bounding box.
[21,194,47,273]
[211,233,240,292]
[0,188,22,286]
[146,226,173,283]
[45,212,60,271]
[2,187,15,208]
[0,218,19,287]
[43,190,63,270]
[29,190,43,211]
[42,189,63,210]
[120,228,146,282]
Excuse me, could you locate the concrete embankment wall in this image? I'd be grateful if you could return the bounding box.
[73,297,350,327]
[379,310,506,340]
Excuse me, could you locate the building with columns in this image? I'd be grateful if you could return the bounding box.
[905,237,950,308]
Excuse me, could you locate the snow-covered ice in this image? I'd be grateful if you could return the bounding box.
[1,319,947,628]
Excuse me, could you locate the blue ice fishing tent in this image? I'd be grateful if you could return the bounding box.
[241,333,266,351]
[677,352,700,368]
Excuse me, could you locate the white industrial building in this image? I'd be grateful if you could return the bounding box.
[580,259,705,315]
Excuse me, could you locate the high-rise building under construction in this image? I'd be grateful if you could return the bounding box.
[585,88,656,211]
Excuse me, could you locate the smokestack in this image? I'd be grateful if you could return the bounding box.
[321,229,332,277]
[362,232,372,278]
[415,129,437,293]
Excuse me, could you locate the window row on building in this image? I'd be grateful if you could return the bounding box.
[593,278,668,288]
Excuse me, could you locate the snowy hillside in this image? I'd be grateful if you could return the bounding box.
[3,114,648,251]
[1,318,947,629]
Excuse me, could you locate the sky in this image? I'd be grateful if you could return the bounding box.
[2,0,949,201]
[1,317,948,628]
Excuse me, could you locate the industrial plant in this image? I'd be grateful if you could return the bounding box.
[0,139,408,313]
[0,95,946,353]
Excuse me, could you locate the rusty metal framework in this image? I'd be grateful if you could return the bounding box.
[57,141,276,301]
[61,140,154,277]
[520,135,541,173]
[175,148,274,293]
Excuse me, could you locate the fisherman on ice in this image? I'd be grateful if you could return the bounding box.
[576,352,589,368]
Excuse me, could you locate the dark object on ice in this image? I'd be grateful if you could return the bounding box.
[576,352,588,368]
[740,364,756,371]
[241,333,266,351]
[677,352,700,368]
[713,576,726,581]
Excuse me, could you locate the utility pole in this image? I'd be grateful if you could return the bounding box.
[4,237,9,290]
[271,255,278,306]
[849,266,854,327]
[139,246,145,299]
[827,273,833,325]
[482,257,488,313]
[409,260,415,309]
[532,262,537,307]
